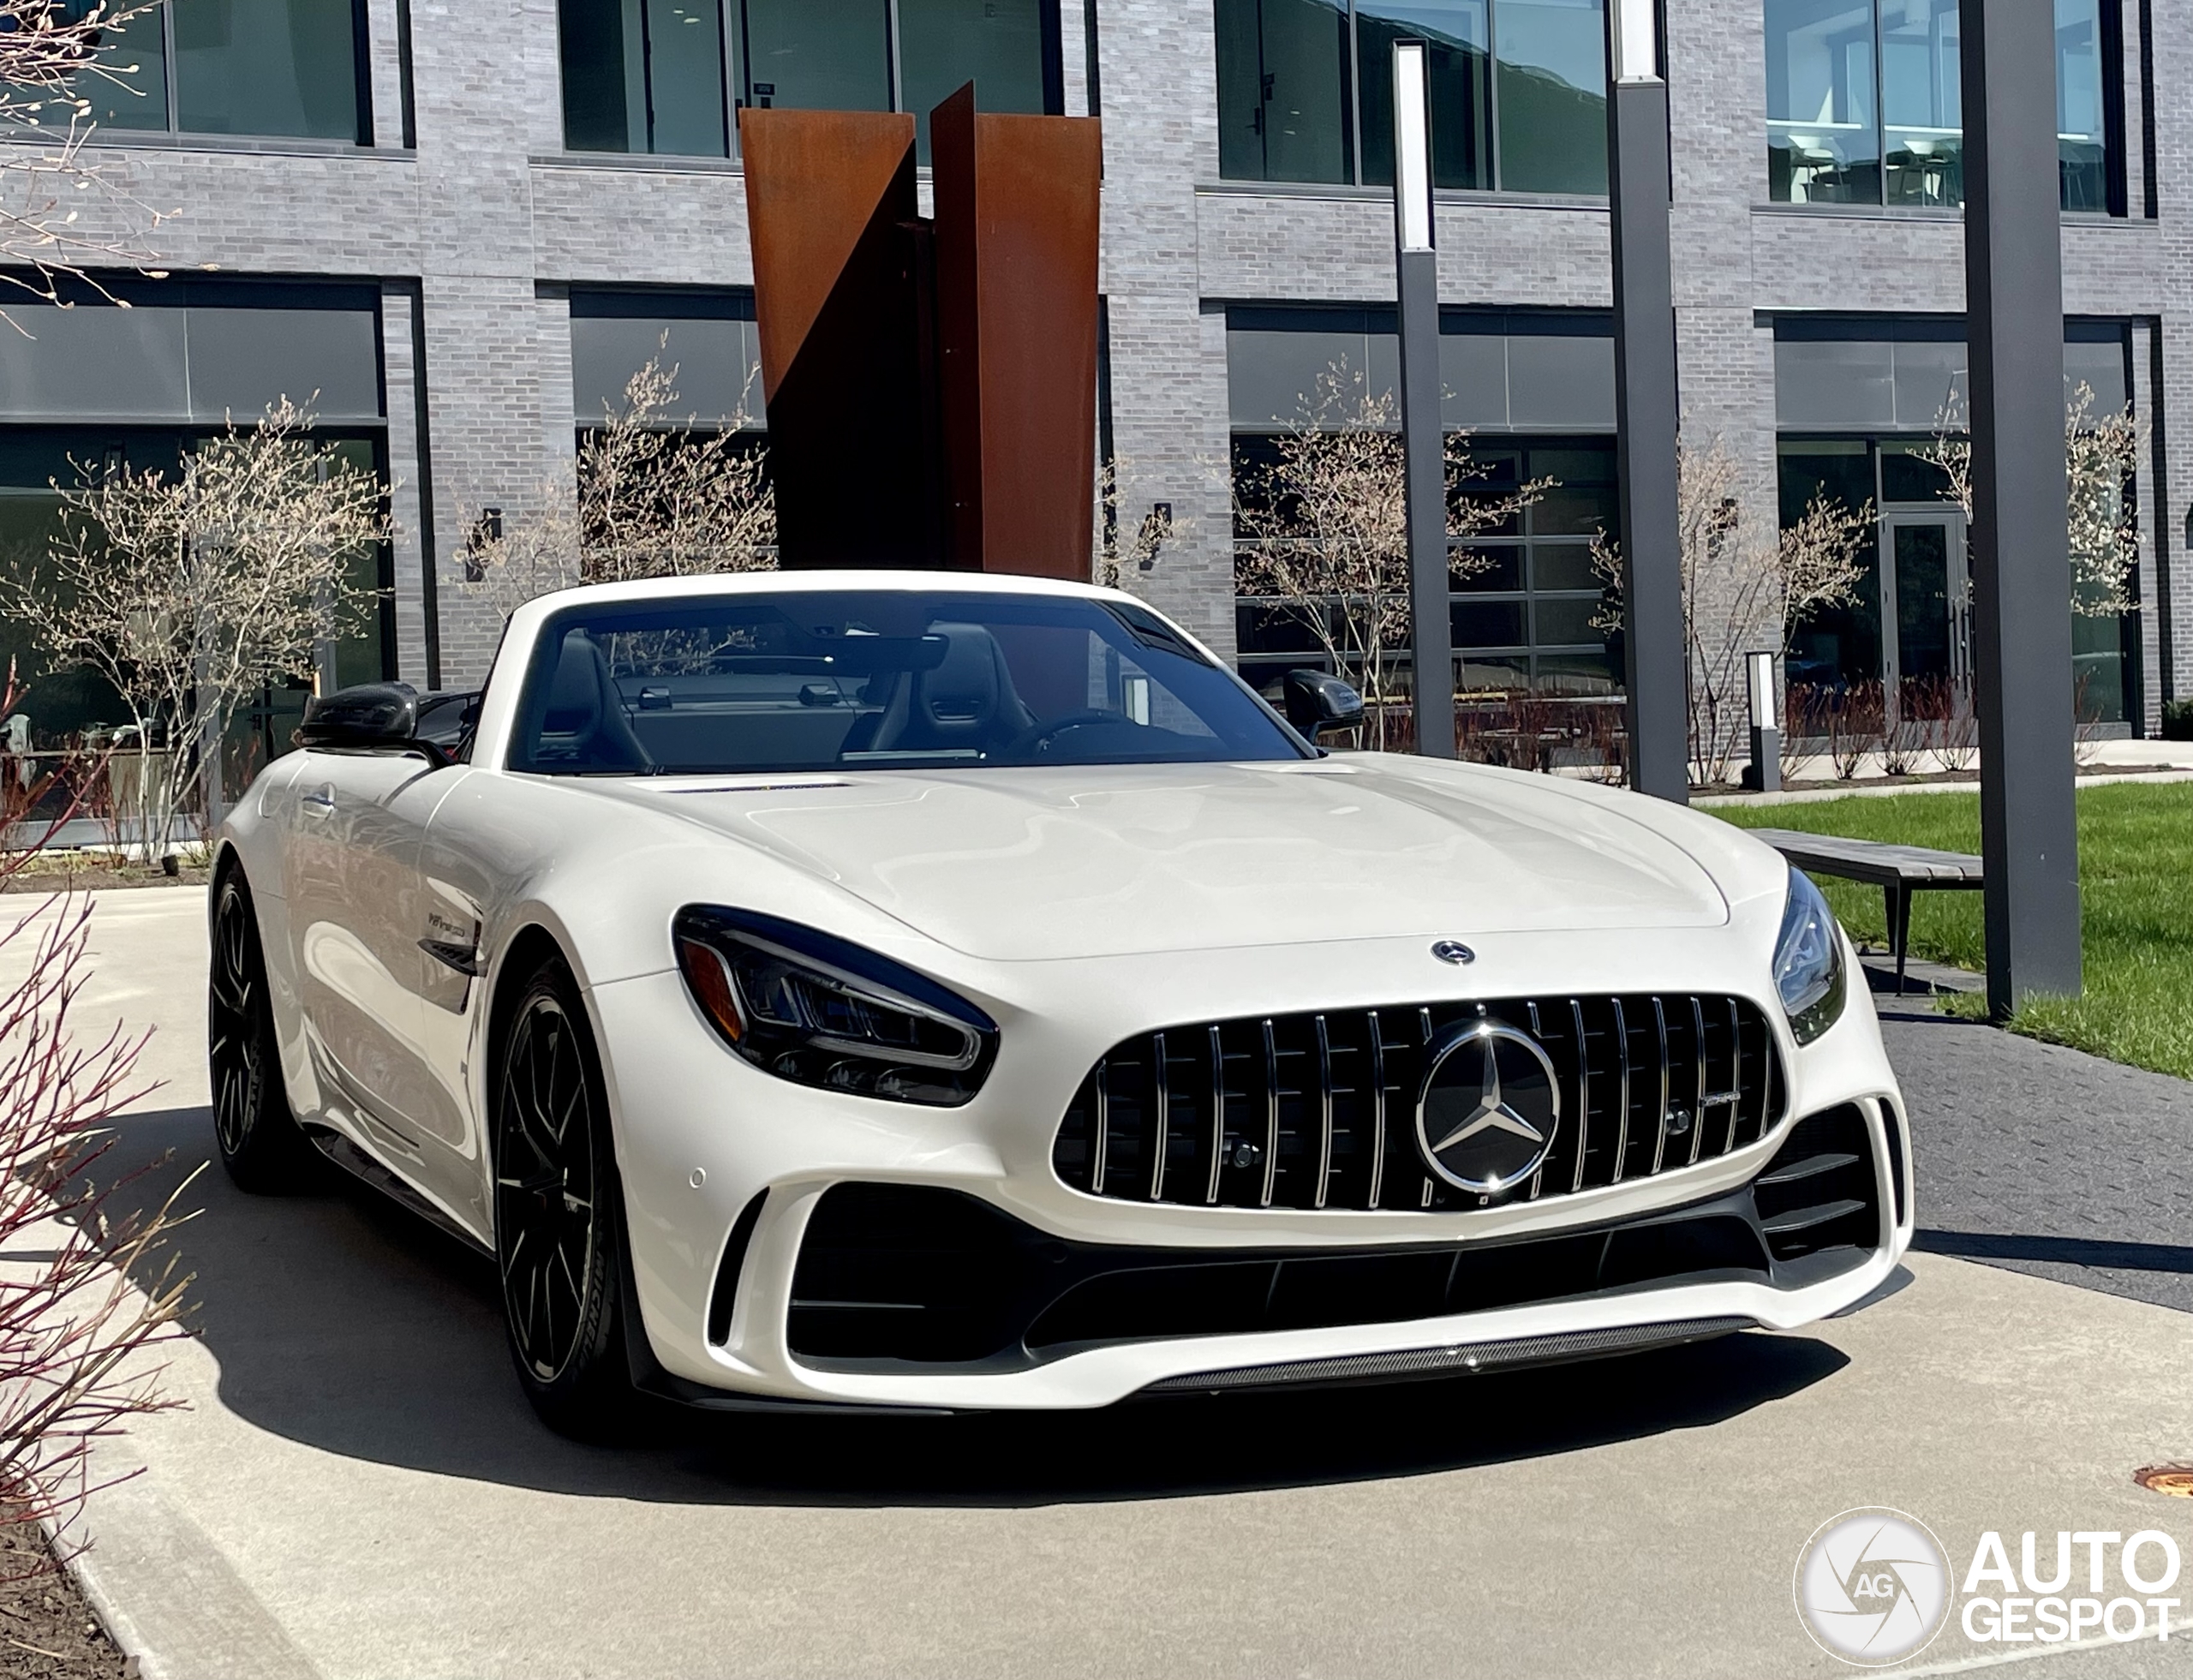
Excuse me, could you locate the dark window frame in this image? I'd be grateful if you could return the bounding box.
[1214,0,1610,195]
[61,0,376,146]
[558,0,1067,160]
[1763,0,2126,216]
[1232,431,1618,696]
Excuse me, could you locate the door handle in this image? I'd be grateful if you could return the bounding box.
[300,786,336,816]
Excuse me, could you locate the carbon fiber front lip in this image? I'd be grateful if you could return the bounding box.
[1139,1313,1755,1393]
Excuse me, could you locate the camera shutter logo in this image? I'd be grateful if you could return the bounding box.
[1794,1508,1952,1665]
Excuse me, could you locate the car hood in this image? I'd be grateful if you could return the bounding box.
[587,758,1729,961]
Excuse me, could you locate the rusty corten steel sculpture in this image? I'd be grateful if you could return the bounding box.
[740,88,1101,579]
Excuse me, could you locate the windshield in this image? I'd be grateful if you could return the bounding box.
[506,590,1309,776]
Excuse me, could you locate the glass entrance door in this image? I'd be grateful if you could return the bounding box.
[1880,509,1969,714]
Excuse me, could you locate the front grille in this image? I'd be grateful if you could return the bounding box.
[1051,995,1786,1213]
[789,1101,1882,1371]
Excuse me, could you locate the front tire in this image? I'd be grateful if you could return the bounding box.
[493,953,633,1439]
[207,870,316,1193]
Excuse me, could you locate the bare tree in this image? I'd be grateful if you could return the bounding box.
[1921,381,2142,619]
[1594,436,1871,786]
[5,398,390,862]
[1093,457,1188,589]
[465,353,775,617]
[1234,363,1546,750]
[0,3,184,309]
[0,885,194,1577]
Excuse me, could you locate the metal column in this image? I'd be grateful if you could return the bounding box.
[1392,40,1454,758]
[1604,0,1686,802]
[1963,0,2082,1009]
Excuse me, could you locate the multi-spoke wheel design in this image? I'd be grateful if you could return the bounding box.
[209,882,260,1157]
[206,872,311,1193]
[496,992,599,1382]
[493,957,630,1435]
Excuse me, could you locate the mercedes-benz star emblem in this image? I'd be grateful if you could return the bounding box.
[1416,1020,1560,1193]
[1431,940,1476,966]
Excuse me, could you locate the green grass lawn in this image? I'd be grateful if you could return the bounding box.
[1714,781,2193,1080]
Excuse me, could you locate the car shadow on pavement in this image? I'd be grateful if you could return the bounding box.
[1915,1230,2193,1273]
[112,1104,1850,1510]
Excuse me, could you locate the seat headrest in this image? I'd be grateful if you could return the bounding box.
[920,624,1004,732]
[545,633,606,735]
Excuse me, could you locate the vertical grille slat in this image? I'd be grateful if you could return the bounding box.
[1688,995,1708,1167]
[1417,1007,1437,1209]
[1091,1061,1109,1195]
[1204,1024,1226,1205]
[1648,998,1672,1176]
[1057,995,1787,1214]
[1312,1015,1335,1210]
[1147,1031,1170,1202]
[1569,998,1590,1194]
[1258,1018,1280,1209]
[1721,998,1742,1156]
[1524,1001,1547,1201]
[1365,1010,1388,1211]
[1610,997,1632,1185]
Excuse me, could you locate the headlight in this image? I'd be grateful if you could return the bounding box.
[673,906,998,1106]
[1772,867,1847,1045]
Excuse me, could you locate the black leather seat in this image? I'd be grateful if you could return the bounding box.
[851,624,1033,757]
[539,632,652,770]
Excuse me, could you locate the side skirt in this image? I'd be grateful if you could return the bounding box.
[306,1126,494,1259]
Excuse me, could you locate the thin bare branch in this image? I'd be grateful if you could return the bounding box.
[1593,434,1870,786]
[463,348,776,616]
[1,398,391,862]
[1233,361,1545,750]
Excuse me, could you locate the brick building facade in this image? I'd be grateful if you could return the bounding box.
[3,0,2181,738]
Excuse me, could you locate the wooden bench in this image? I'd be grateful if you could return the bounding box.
[1748,828,1986,993]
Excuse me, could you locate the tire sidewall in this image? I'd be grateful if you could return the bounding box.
[209,870,308,1190]
[493,953,629,1432]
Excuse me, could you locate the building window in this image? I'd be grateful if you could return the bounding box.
[68,0,371,144]
[558,0,1060,162]
[1215,0,1606,194]
[0,280,392,763]
[1766,0,2121,213]
[1773,317,2138,729]
[1449,440,1619,694]
[1226,307,1617,696]
[569,290,765,431]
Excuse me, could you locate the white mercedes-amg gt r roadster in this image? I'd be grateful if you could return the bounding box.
[208,571,1912,1436]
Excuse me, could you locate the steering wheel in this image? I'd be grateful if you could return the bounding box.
[1008,709,1124,758]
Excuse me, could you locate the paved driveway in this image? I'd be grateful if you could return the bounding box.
[21,888,2193,1680]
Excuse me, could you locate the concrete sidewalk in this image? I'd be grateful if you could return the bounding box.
[18,888,2193,1680]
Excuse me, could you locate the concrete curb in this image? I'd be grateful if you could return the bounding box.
[57,1482,320,1680]
[58,1465,322,1680]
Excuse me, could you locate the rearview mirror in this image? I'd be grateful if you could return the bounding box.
[299,682,427,755]
[1282,668,1365,741]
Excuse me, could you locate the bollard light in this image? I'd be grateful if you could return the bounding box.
[1748,649,1778,732]
[1742,649,1782,792]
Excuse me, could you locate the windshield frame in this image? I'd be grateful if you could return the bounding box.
[497,587,1318,779]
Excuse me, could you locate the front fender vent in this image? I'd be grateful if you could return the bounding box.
[1050,995,1785,1214]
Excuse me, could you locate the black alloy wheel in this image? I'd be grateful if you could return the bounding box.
[207,871,314,1193]
[493,954,631,1437]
